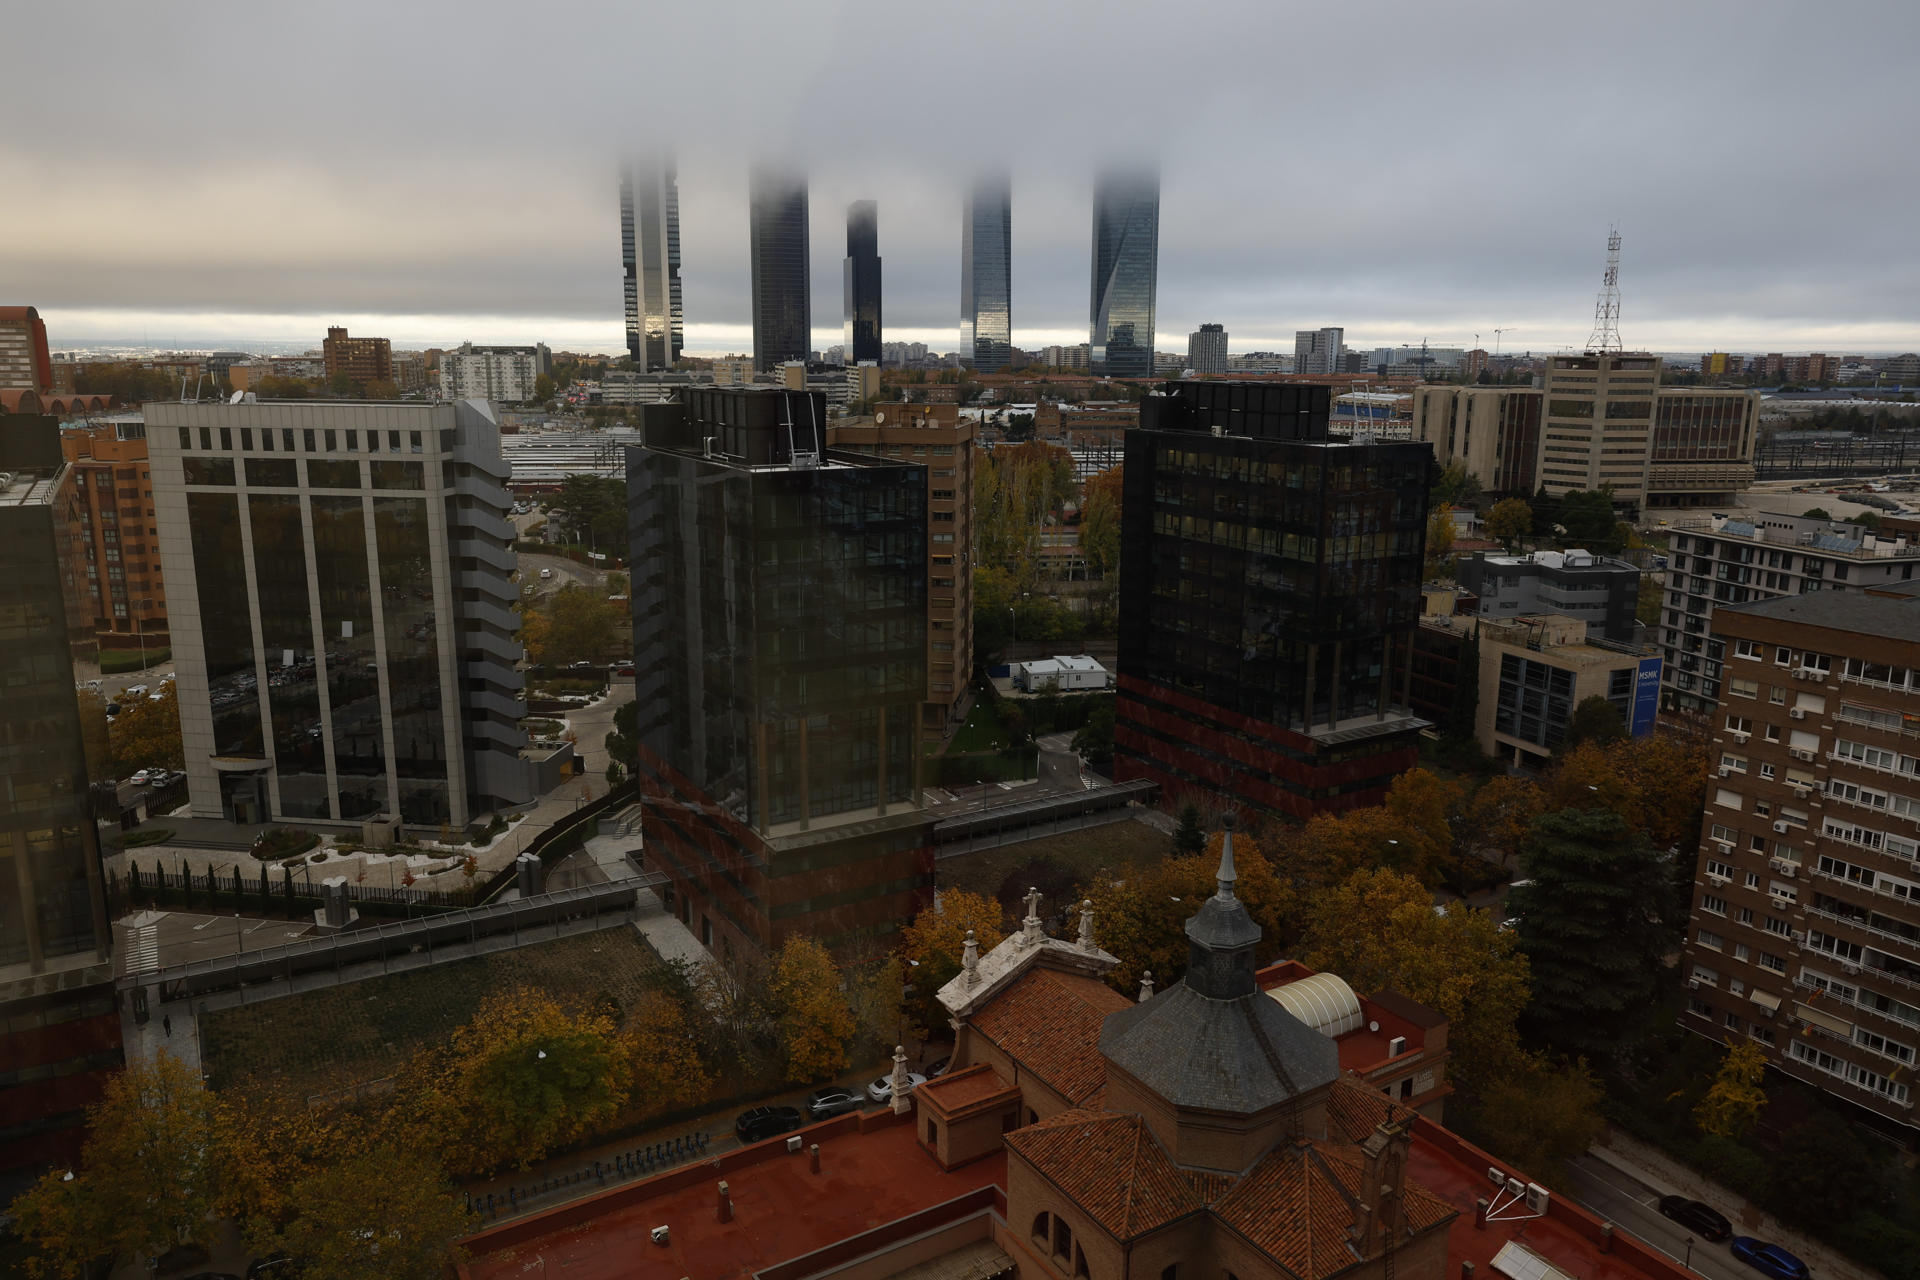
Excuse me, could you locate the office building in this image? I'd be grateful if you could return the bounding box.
[146,400,531,829]
[1089,171,1159,378]
[0,306,53,396]
[1646,390,1760,507]
[0,412,120,1186]
[1536,352,1661,504]
[438,342,552,403]
[321,327,392,388]
[843,200,882,366]
[1228,351,1294,374]
[621,155,684,372]
[1475,615,1660,769]
[628,387,929,955]
[1188,323,1228,376]
[828,402,976,735]
[961,176,1012,374]
[1661,513,1920,714]
[1294,327,1345,376]
[749,166,811,374]
[59,416,169,652]
[1115,381,1431,818]
[1456,548,1643,642]
[1679,587,1920,1139]
[1410,386,1543,496]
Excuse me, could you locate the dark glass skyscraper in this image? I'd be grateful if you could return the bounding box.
[843,200,881,365]
[1114,382,1432,818]
[961,176,1012,373]
[621,156,684,372]
[750,166,811,373]
[1089,170,1160,379]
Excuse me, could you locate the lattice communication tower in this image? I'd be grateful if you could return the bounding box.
[1586,227,1623,353]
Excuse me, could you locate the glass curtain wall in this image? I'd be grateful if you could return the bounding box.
[373,496,448,825]
[311,492,384,819]
[248,493,327,817]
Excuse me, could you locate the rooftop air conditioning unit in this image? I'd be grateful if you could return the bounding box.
[1707,872,1730,886]
[1774,820,1791,833]
[1732,731,1750,743]
[1525,1183,1551,1214]
[1487,1166,1506,1189]
[1771,893,1794,909]
[1790,707,1808,720]
[651,1225,671,1245]
[1790,748,1816,762]
[1388,1035,1408,1057]
[1718,766,1733,778]
[1791,784,1811,798]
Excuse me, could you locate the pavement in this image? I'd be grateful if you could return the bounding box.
[1572,1128,1883,1280]
[519,549,608,594]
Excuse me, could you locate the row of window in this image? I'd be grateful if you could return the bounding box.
[175,424,452,456]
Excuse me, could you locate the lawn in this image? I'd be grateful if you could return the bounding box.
[937,815,1174,919]
[100,646,170,675]
[199,929,662,1098]
[945,698,1011,754]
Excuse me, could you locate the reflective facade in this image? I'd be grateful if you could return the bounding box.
[750,166,811,373]
[629,388,930,956]
[0,413,119,1184]
[622,156,684,372]
[1115,382,1432,818]
[843,200,882,366]
[148,402,530,830]
[961,176,1012,373]
[1089,171,1159,379]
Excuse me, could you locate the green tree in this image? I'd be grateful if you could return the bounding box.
[1508,808,1673,1058]
[1171,802,1207,856]
[1693,1039,1768,1140]
[770,936,856,1083]
[1425,502,1457,579]
[1764,1115,1894,1229]
[1801,506,1832,520]
[268,1144,470,1280]
[1562,694,1626,752]
[548,474,627,550]
[1071,698,1115,768]
[1485,497,1532,551]
[1471,1052,1606,1188]
[109,682,184,775]
[1432,462,1483,508]
[533,372,555,403]
[8,1051,217,1271]
[522,583,625,668]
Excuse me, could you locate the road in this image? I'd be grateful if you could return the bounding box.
[117,908,317,980]
[519,549,606,594]
[1563,1154,1747,1280]
[1036,732,1092,792]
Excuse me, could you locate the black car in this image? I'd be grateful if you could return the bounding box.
[804,1086,865,1121]
[1658,1195,1732,1242]
[734,1105,804,1145]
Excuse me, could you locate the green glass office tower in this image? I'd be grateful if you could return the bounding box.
[750,166,811,373]
[961,176,1012,373]
[1090,170,1160,379]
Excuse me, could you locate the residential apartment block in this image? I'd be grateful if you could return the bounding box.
[321,326,393,388]
[0,305,53,394]
[1662,513,1920,713]
[1679,588,1920,1139]
[438,342,552,403]
[827,403,975,736]
[1188,323,1227,375]
[147,401,531,829]
[59,416,170,651]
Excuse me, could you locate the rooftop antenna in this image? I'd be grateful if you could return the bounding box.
[1586,227,1623,354]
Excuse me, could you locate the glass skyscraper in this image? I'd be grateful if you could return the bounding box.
[750,166,811,373]
[961,176,1012,373]
[621,155,684,372]
[843,200,881,365]
[148,401,531,830]
[0,412,119,1183]
[628,387,929,956]
[1089,170,1160,379]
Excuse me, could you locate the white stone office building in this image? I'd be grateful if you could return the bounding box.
[438,343,552,404]
[146,400,531,829]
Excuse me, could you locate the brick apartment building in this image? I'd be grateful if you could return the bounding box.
[59,416,168,652]
[321,326,392,387]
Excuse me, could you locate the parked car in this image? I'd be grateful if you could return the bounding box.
[1657,1196,1731,1242]
[130,770,152,785]
[804,1086,865,1121]
[925,1056,951,1079]
[734,1105,804,1145]
[125,684,148,697]
[105,702,122,716]
[1730,1238,1809,1280]
[867,1071,928,1104]
[539,568,554,580]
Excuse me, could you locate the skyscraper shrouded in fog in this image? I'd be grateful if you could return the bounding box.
[1089,170,1160,379]
[621,155,684,372]
[750,166,811,373]
[961,175,1012,373]
[843,200,881,366]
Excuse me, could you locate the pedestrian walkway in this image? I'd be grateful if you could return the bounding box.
[1593,1127,1883,1280]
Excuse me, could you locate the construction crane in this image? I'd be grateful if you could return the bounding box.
[1493,328,1511,356]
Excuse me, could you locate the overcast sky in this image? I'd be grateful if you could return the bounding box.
[8,0,1919,357]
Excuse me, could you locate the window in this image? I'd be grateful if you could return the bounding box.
[1697,928,1724,950]
[1700,894,1726,916]
[1734,639,1763,660]
[1757,952,1787,974]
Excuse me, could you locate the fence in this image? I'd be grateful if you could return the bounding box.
[474,781,637,904]
[467,1129,711,1222]
[115,858,469,920]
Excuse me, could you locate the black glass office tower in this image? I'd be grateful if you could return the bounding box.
[622,156,684,372]
[1090,171,1160,379]
[750,166,811,373]
[628,388,930,956]
[843,200,881,365]
[961,176,1012,373]
[1114,382,1432,819]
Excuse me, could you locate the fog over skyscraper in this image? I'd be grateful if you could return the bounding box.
[621,155,683,372]
[1089,170,1159,378]
[750,165,811,373]
[961,175,1012,373]
[843,200,881,365]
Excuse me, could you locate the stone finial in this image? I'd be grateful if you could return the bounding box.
[1021,885,1044,946]
[890,1044,913,1115]
[1077,899,1096,952]
[962,928,981,987]
[1216,812,1239,900]
[1138,969,1155,1002]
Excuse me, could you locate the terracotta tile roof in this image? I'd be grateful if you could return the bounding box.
[1212,1141,1456,1280]
[1326,1077,1399,1142]
[916,1064,1021,1122]
[1005,1110,1207,1241]
[970,968,1130,1105]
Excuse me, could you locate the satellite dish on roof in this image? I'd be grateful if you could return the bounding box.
[230,389,245,404]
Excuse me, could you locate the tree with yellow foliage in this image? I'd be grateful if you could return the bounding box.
[899,888,1007,1036]
[109,680,184,775]
[405,985,632,1174]
[625,989,713,1116]
[268,1143,471,1280]
[770,936,857,1084]
[1694,1039,1769,1140]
